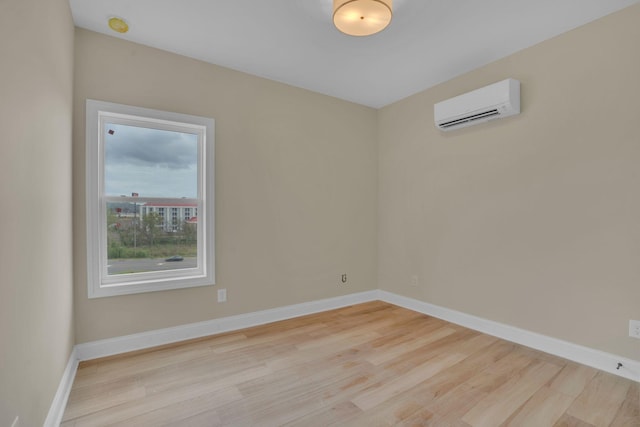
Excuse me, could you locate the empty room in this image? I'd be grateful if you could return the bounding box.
[1,0,639,426]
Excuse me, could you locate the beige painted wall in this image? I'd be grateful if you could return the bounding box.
[0,0,75,425]
[378,5,640,360]
[73,29,378,343]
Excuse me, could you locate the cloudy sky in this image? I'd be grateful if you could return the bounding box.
[104,123,198,198]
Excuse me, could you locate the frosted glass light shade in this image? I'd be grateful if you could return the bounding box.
[333,0,393,36]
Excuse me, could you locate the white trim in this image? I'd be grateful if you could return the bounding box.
[377,291,640,383]
[43,347,79,427]
[75,291,379,361]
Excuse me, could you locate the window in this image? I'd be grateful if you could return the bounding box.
[86,100,215,298]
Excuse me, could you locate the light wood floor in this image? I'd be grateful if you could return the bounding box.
[62,301,639,426]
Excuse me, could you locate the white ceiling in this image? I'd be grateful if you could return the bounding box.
[69,0,639,108]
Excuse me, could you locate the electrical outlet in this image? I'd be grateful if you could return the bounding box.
[410,275,419,287]
[630,320,640,339]
[217,288,227,303]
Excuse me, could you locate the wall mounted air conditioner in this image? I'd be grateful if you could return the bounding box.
[434,78,520,131]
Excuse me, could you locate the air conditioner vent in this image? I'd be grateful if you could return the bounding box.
[434,79,520,131]
[439,109,500,128]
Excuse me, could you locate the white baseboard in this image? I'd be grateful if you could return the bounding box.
[378,290,640,383]
[75,290,379,361]
[43,347,79,427]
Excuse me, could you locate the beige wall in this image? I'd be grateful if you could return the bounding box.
[378,4,640,360]
[73,29,379,343]
[0,0,75,425]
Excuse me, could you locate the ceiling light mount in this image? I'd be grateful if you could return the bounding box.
[333,0,393,37]
[108,17,129,34]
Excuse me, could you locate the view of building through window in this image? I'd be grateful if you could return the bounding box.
[104,123,199,275]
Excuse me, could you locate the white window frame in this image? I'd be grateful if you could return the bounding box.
[86,99,215,298]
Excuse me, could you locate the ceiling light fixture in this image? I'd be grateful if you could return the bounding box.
[108,17,129,34]
[333,0,392,37]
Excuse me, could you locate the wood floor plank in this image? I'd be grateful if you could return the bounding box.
[380,328,479,375]
[265,330,381,371]
[322,341,514,426]
[108,387,237,426]
[566,371,632,427]
[404,410,473,427]
[417,339,518,403]
[218,357,379,425]
[72,333,245,389]
[164,409,223,427]
[62,379,146,421]
[554,413,597,427]
[281,401,363,427]
[425,347,536,421]
[352,351,468,411]
[609,381,640,427]
[67,382,242,426]
[549,362,599,397]
[362,339,521,425]
[461,360,561,426]
[501,386,576,427]
[62,302,639,427]
[211,323,325,353]
[364,326,457,365]
[320,392,431,427]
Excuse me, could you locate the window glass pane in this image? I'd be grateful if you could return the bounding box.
[104,123,198,198]
[106,201,198,275]
[103,122,199,276]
